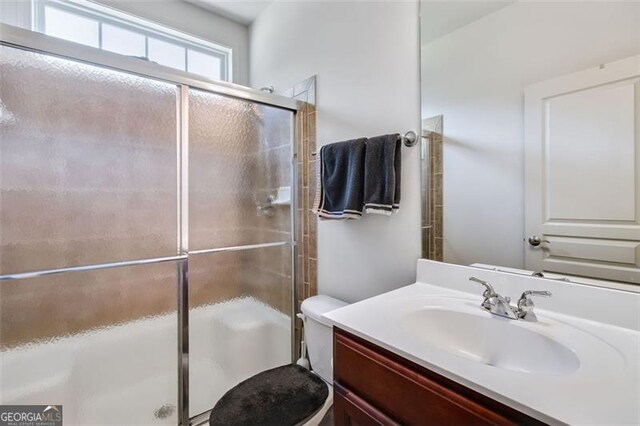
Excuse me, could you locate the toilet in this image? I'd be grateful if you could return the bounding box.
[298,295,350,423]
[209,295,348,426]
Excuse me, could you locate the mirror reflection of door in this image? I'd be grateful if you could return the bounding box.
[524,56,640,284]
[420,1,640,289]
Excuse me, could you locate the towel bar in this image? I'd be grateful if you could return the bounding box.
[311,131,418,156]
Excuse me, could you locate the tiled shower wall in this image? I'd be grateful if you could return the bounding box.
[422,115,443,261]
[282,76,317,357]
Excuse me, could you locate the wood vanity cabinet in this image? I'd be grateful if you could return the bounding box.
[333,328,546,426]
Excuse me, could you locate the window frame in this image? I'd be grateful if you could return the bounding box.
[32,0,233,82]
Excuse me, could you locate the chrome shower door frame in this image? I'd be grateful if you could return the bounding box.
[0,23,303,426]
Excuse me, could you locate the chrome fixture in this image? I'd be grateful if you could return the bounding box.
[0,254,187,281]
[528,235,550,247]
[311,130,419,156]
[260,86,275,93]
[469,276,518,319]
[257,194,276,217]
[402,130,419,147]
[516,290,552,321]
[531,270,571,282]
[469,277,552,321]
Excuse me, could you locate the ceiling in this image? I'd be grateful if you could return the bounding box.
[184,0,273,25]
[420,1,513,45]
[184,0,513,39]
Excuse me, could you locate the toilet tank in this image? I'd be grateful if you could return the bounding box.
[300,295,348,384]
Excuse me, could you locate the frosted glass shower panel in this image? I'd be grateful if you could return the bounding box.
[189,89,293,250]
[0,45,179,275]
[0,261,179,425]
[188,244,293,417]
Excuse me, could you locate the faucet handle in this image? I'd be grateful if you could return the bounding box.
[517,290,552,321]
[520,290,552,300]
[469,276,496,298]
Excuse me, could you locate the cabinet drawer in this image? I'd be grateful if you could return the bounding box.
[334,328,542,426]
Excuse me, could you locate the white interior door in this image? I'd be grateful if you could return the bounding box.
[524,55,640,284]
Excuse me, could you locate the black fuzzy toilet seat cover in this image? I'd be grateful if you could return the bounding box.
[209,364,329,426]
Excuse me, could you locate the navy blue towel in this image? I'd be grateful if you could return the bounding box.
[312,138,367,219]
[364,134,401,215]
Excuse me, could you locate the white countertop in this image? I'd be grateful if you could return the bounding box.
[324,261,640,425]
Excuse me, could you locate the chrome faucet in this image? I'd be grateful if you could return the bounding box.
[469,277,551,321]
[469,277,518,319]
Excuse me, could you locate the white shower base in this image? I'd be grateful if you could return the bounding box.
[0,297,291,425]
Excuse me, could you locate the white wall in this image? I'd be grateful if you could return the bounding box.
[0,0,250,85]
[250,2,422,303]
[421,2,640,269]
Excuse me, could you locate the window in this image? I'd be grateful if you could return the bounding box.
[148,38,186,70]
[43,6,99,48]
[32,0,232,82]
[102,24,145,57]
[188,50,222,81]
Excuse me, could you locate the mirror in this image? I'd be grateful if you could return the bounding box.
[419,1,640,289]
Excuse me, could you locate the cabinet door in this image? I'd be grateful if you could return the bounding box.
[334,328,544,426]
[334,383,398,426]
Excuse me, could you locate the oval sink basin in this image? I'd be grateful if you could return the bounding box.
[402,307,580,375]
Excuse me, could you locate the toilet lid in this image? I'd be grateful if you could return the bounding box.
[209,364,329,426]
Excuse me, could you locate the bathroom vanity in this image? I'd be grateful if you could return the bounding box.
[325,260,640,425]
[333,328,542,425]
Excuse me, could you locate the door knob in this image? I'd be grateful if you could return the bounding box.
[528,235,549,247]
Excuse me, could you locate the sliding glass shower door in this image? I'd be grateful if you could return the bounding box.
[187,90,294,417]
[0,41,296,425]
[0,45,181,425]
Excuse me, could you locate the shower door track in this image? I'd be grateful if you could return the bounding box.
[0,24,300,112]
[1,23,303,426]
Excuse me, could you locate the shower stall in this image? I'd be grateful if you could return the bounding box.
[0,24,300,425]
